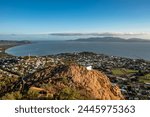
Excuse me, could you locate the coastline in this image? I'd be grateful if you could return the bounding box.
[2,40,150,62]
[4,40,150,60]
[0,40,31,58]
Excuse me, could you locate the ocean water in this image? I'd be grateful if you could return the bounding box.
[6,40,150,60]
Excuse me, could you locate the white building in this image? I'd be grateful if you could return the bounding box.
[86,66,92,70]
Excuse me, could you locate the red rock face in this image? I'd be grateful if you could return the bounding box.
[56,64,124,100]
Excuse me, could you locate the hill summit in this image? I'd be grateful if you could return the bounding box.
[1,64,124,100]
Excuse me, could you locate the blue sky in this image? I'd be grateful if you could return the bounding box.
[0,0,150,34]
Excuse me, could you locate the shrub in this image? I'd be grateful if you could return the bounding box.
[1,91,22,100]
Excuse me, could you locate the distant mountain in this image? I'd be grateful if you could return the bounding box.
[126,38,150,42]
[50,33,85,36]
[50,32,124,36]
[71,37,150,42]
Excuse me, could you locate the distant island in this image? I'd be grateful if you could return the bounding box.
[50,33,88,36]
[50,32,129,36]
[71,37,150,42]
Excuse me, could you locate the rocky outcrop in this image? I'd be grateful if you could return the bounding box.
[0,64,124,100]
[53,64,124,100]
[23,64,124,100]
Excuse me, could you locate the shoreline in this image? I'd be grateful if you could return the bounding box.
[0,40,31,58]
[2,40,150,66]
[2,40,150,61]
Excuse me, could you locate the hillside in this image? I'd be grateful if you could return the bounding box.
[72,37,150,42]
[0,64,124,100]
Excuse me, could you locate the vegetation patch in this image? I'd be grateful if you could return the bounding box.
[112,68,138,76]
[54,86,86,100]
[139,73,150,83]
[1,91,22,100]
